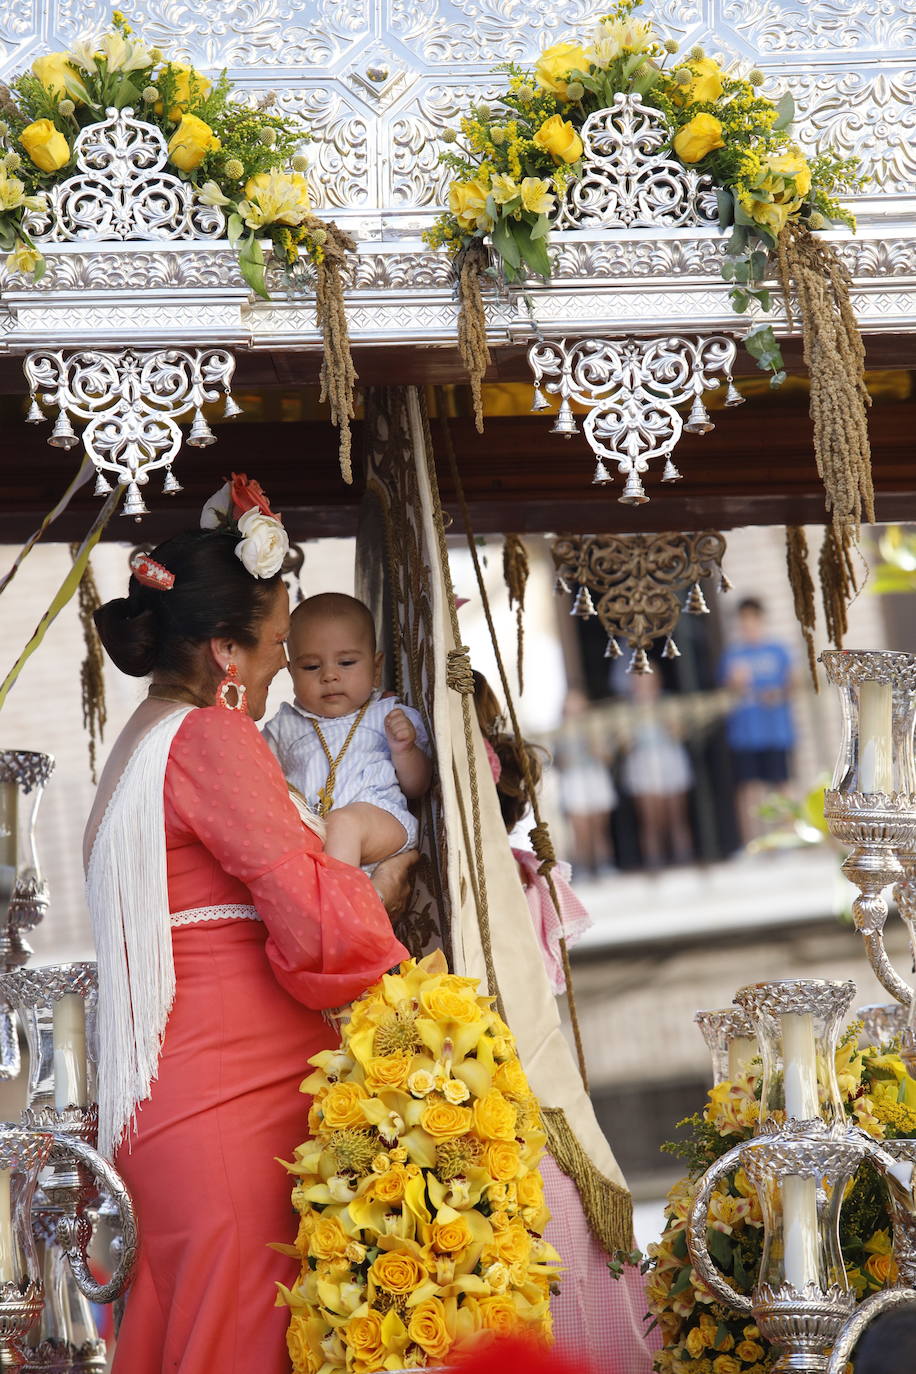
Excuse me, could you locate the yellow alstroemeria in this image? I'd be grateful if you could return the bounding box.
[6,240,43,276]
[239,170,311,229]
[490,173,520,206]
[69,29,153,74]
[20,119,71,174]
[747,195,798,236]
[587,15,655,67]
[673,113,725,164]
[519,176,556,216]
[835,1038,865,1098]
[196,179,233,209]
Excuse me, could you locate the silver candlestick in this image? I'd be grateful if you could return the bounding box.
[693,1006,757,1084]
[0,1129,55,1371]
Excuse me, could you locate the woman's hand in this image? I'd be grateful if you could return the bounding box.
[371,849,419,919]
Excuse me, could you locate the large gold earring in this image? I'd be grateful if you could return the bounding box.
[217,662,247,711]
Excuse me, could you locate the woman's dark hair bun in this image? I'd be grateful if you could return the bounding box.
[93,597,159,678]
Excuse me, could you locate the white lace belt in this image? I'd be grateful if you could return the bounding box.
[170,904,261,929]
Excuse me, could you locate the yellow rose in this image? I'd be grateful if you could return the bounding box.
[478,1294,519,1335]
[735,1341,766,1362]
[494,1058,530,1100]
[474,1089,517,1142]
[532,114,583,163]
[442,1077,471,1104]
[408,1298,453,1361]
[366,1054,411,1092]
[686,1326,707,1358]
[371,1165,409,1204]
[20,119,70,174]
[485,1140,522,1182]
[747,196,795,235]
[673,113,725,164]
[674,56,724,106]
[420,1099,473,1140]
[767,149,811,198]
[156,62,212,120]
[519,176,556,216]
[516,1168,544,1211]
[309,1214,349,1261]
[488,1219,530,1267]
[432,1217,472,1253]
[448,178,490,233]
[344,1310,386,1367]
[369,1249,427,1296]
[535,41,590,100]
[167,113,220,172]
[421,984,482,1025]
[865,1251,898,1285]
[712,1357,740,1374]
[286,1313,312,1372]
[407,1069,436,1097]
[32,53,82,101]
[320,1081,368,1130]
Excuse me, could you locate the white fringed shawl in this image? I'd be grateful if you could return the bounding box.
[86,707,192,1158]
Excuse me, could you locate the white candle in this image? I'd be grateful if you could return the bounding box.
[0,1169,16,1284]
[782,1175,820,1290]
[0,782,16,869]
[53,995,88,1110]
[859,680,893,793]
[728,1036,758,1080]
[781,1012,819,1120]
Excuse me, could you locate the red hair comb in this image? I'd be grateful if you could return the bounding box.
[130,552,175,591]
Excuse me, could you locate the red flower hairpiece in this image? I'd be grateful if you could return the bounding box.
[130,552,175,591]
[230,473,278,520]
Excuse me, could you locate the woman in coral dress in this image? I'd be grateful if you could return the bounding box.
[85,485,411,1374]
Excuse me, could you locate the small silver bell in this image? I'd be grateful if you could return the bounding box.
[627,647,652,674]
[684,394,714,435]
[93,471,113,496]
[619,469,648,505]
[187,408,216,447]
[661,636,681,660]
[661,457,682,482]
[553,574,571,596]
[571,585,596,618]
[26,396,45,424]
[48,409,79,449]
[592,458,612,485]
[222,393,243,419]
[724,377,745,407]
[162,467,183,494]
[604,636,622,660]
[122,481,149,519]
[684,582,710,615]
[530,386,551,414]
[719,570,733,593]
[550,399,579,437]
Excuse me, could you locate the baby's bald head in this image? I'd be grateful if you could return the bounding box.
[289,593,377,656]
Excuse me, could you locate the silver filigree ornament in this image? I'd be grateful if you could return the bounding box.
[23,347,239,518]
[22,108,225,244]
[528,334,740,504]
[551,94,719,231]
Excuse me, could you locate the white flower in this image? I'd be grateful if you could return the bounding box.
[235,508,288,578]
[327,1175,357,1203]
[442,1077,471,1105]
[197,179,233,208]
[586,16,655,67]
[199,479,232,528]
[70,30,152,74]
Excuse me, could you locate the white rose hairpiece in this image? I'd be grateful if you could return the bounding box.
[200,473,289,579]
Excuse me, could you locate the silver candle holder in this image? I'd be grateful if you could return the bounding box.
[0,754,54,1082]
[0,1130,54,1371]
[693,1006,758,1084]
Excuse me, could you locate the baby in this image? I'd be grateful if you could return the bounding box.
[264,592,432,868]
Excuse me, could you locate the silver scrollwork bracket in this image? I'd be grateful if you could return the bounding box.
[527,333,741,505]
[22,347,240,517]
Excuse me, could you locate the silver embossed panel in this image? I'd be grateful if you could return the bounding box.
[1,1,912,215]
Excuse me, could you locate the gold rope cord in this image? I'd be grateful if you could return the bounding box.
[310,701,371,816]
[502,533,529,694]
[785,526,818,690]
[72,544,107,784]
[433,389,590,1092]
[313,219,359,485]
[456,241,492,435]
[775,223,874,536]
[542,1107,634,1257]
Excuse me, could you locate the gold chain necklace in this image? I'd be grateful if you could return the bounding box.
[311,702,371,816]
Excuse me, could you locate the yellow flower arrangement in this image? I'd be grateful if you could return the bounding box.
[634,1029,916,1372]
[426,0,861,380]
[277,951,560,1372]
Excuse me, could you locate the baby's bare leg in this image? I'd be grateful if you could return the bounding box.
[324,802,408,868]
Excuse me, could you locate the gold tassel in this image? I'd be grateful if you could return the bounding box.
[542,1106,634,1254]
[313,219,359,485]
[456,241,492,435]
[785,526,818,690]
[71,542,107,783]
[502,533,529,694]
[819,523,859,649]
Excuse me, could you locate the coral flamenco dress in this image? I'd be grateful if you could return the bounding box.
[87,704,407,1374]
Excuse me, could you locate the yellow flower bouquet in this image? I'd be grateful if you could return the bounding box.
[276,951,561,1372]
[426,0,861,381]
[0,9,327,296]
[638,1029,916,1373]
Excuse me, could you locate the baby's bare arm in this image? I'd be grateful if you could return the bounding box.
[385,709,433,799]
